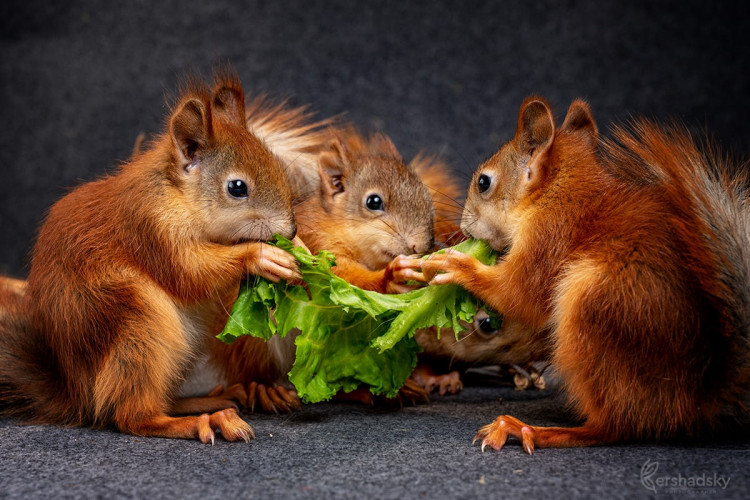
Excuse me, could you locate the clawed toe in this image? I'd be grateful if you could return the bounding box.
[208,408,255,443]
[245,382,301,414]
[473,415,536,454]
[399,379,431,404]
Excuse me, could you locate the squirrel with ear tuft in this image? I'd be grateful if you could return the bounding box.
[0,70,304,443]
[419,97,750,452]
[201,124,455,410]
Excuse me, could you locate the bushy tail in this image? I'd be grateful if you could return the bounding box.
[0,313,41,418]
[410,154,466,247]
[245,96,338,201]
[602,121,750,412]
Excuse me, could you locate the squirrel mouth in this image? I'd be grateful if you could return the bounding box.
[232,236,273,245]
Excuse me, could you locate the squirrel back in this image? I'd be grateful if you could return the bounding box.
[435,97,750,447]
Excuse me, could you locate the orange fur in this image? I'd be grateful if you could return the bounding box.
[410,154,466,248]
[205,126,476,405]
[296,127,435,293]
[0,71,297,443]
[245,96,338,202]
[423,96,750,450]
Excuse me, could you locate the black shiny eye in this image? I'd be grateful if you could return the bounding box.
[227,179,248,198]
[477,174,491,193]
[365,194,384,211]
[478,316,496,333]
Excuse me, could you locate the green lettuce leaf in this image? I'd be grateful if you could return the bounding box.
[218,236,496,403]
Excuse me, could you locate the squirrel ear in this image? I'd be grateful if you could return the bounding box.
[561,99,598,146]
[515,97,555,192]
[318,138,348,198]
[170,96,211,170]
[516,96,555,155]
[211,71,246,127]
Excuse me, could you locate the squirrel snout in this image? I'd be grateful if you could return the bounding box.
[281,220,297,241]
[407,236,433,255]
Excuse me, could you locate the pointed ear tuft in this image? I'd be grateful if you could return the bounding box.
[516,96,555,155]
[369,133,402,162]
[170,96,211,169]
[561,99,598,146]
[211,68,246,126]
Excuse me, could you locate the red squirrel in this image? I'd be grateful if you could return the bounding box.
[202,122,548,408]
[419,97,750,452]
[0,71,303,443]
[207,123,548,407]
[200,125,441,410]
[178,99,336,412]
[408,158,548,396]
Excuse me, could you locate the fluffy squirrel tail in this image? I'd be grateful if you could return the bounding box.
[409,154,466,248]
[602,121,750,416]
[245,96,339,202]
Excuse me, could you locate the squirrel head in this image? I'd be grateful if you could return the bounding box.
[415,310,541,367]
[315,129,434,269]
[461,96,597,251]
[166,70,295,244]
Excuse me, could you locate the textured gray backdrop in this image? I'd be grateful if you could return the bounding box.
[0,1,748,498]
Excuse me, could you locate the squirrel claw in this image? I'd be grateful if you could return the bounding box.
[397,378,431,405]
[245,382,300,414]
[410,365,463,396]
[208,408,254,443]
[474,415,536,454]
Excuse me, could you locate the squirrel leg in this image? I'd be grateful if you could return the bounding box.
[170,383,248,415]
[331,379,430,407]
[119,409,254,444]
[473,415,612,454]
[331,388,375,405]
[383,255,428,294]
[393,377,431,404]
[95,286,253,443]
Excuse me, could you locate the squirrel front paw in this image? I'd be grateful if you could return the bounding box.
[243,242,301,283]
[420,249,480,286]
[383,255,429,294]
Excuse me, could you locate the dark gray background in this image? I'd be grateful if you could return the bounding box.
[1,1,749,498]
[0,0,748,276]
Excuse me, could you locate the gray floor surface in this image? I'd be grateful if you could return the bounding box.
[2,385,748,499]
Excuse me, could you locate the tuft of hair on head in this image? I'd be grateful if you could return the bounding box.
[164,72,212,128]
[211,65,246,127]
[366,132,403,163]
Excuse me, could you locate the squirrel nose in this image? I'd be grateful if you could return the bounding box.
[407,236,432,255]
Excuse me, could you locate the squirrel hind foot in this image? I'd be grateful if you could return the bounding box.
[118,410,253,443]
[473,415,613,454]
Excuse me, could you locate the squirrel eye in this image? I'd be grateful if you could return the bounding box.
[477,315,503,334]
[227,179,248,198]
[365,194,384,211]
[477,174,491,193]
[478,316,496,333]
